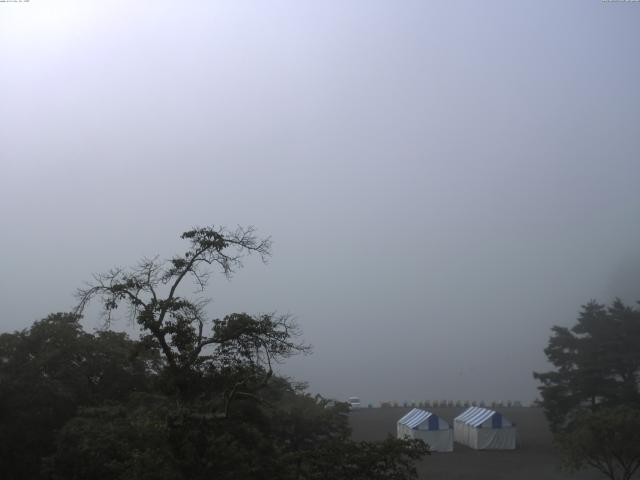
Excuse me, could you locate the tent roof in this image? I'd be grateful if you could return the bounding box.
[454,406,508,427]
[397,408,436,429]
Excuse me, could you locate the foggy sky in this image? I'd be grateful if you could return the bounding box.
[1,0,640,405]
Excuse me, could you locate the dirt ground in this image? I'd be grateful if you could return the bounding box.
[349,407,604,480]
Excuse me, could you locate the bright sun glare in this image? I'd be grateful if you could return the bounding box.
[0,0,104,46]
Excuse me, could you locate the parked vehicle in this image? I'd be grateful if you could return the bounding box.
[347,396,361,409]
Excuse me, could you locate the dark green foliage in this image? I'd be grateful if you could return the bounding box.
[534,299,640,432]
[557,406,640,480]
[535,299,640,480]
[51,392,427,480]
[52,395,286,480]
[301,437,429,480]
[50,400,181,480]
[0,313,156,480]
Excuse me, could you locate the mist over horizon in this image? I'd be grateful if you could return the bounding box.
[1,0,639,407]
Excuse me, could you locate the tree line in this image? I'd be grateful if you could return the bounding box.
[535,299,640,480]
[0,225,428,480]
[1,224,638,479]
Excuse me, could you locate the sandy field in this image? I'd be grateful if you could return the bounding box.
[349,407,604,480]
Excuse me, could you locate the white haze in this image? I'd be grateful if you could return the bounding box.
[1,0,639,405]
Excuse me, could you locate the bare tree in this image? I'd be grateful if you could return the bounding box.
[75,225,308,403]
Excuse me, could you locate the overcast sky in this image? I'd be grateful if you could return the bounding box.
[1,0,639,405]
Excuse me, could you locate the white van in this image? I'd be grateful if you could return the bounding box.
[347,396,361,409]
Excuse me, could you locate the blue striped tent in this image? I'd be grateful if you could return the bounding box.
[397,408,453,452]
[453,406,516,450]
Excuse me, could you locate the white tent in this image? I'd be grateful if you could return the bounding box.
[397,408,453,452]
[453,406,516,450]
